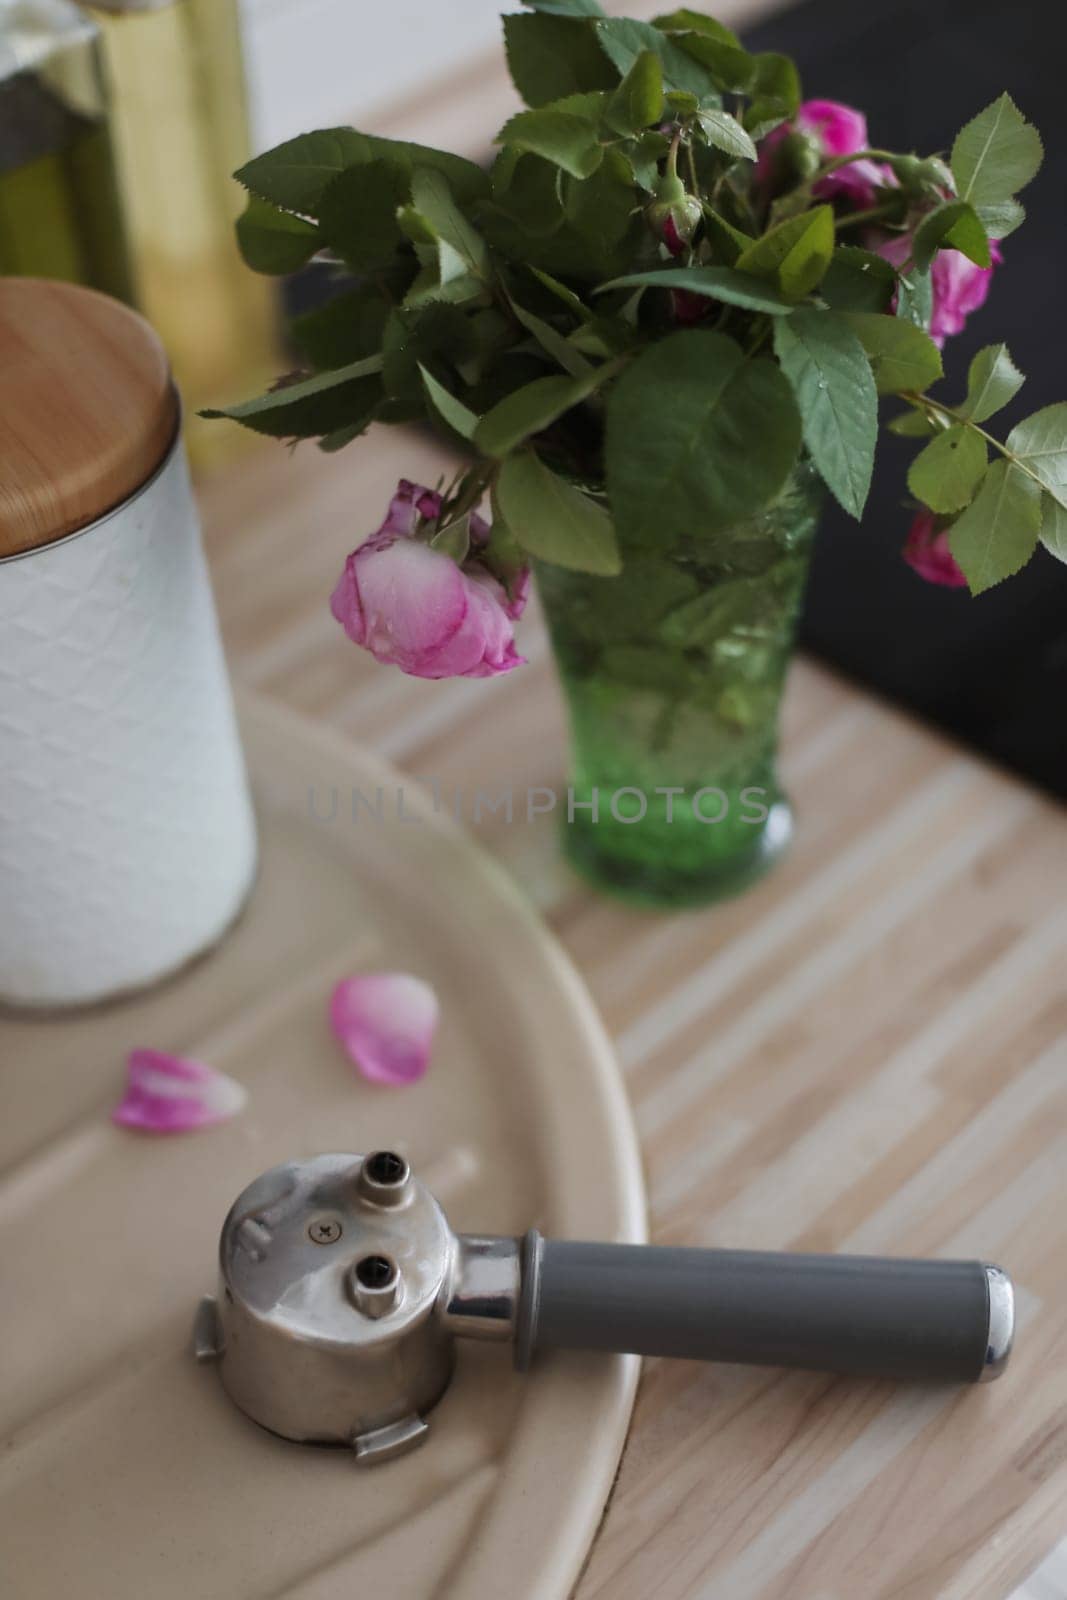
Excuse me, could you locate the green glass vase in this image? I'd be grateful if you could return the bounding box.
[536,463,823,908]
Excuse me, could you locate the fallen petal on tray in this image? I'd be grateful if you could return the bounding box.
[112,1048,248,1133]
[329,972,439,1086]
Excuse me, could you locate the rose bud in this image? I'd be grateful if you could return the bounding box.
[646,171,702,256]
[330,480,528,680]
[890,154,956,197]
[903,509,968,587]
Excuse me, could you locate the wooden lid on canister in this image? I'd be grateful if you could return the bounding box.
[0,279,179,558]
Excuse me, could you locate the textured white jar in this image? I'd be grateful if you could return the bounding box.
[0,439,257,1007]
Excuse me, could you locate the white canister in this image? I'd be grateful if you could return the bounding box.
[0,277,256,1007]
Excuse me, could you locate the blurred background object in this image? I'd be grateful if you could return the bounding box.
[241,0,511,148]
[81,0,278,467]
[0,276,257,1006]
[0,0,279,468]
[0,0,133,298]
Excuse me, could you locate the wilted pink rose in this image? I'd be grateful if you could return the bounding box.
[112,1049,247,1134]
[756,99,891,209]
[330,480,528,679]
[330,972,439,1086]
[903,509,968,587]
[872,232,1002,346]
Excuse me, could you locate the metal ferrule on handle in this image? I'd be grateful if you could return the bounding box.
[511,1233,1014,1384]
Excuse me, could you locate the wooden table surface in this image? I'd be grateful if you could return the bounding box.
[199,424,1067,1600]
[196,16,1067,1593]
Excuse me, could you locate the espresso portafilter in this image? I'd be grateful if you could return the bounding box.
[195,1151,1014,1465]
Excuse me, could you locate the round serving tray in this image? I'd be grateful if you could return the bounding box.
[0,691,646,1600]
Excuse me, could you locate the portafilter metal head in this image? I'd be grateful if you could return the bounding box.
[195,1150,1015,1466]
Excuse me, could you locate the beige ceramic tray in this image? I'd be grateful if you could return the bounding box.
[0,691,646,1600]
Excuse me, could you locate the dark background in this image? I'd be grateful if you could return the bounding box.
[744,0,1067,799]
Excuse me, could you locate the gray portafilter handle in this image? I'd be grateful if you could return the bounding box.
[514,1234,1015,1383]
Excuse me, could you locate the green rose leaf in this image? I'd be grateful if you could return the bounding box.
[200,354,383,439]
[974,197,1025,240]
[563,146,642,250]
[840,311,943,394]
[604,48,663,136]
[697,109,758,163]
[624,128,671,189]
[318,422,371,454]
[651,10,741,50]
[1039,494,1067,565]
[960,343,1024,424]
[496,106,604,179]
[495,453,621,573]
[675,46,754,97]
[700,208,755,264]
[529,265,592,318]
[474,369,604,457]
[509,297,593,376]
[595,17,717,101]
[503,12,616,109]
[736,205,834,298]
[419,365,480,440]
[410,166,488,280]
[772,308,877,519]
[431,515,472,565]
[235,195,320,274]
[948,459,1042,593]
[888,409,938,438]
[404,267,485,309]
[743,52,801,135]
[381,303,474,410]
[1005,403,1067,509]
[605,329,802,544]
[291,282,395,369]
[895,264,933,331]
[951,93,1043,209]
[522,0,605,16]
[235,128,374,214]
[489,151,566,238]
[907,425,988,513]
[598,265,795,314]
[911,200,990,272]
[317,160,406,271]
[818,245,897,313]
[235,128,487,217]
[655,14,753,93]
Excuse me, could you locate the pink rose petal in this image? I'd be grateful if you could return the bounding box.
[329,973,439,1086]
[112,1049,248,1134]
[903,509,968,588]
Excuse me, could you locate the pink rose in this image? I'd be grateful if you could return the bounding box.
[903,509,967,588]
[928,240,1001,343]
[872,232,1002,346]
[330,480,528,680]
[756,99,891,209]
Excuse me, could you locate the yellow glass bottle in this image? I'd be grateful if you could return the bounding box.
[82,0,279,468]
[0,0,134,301]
